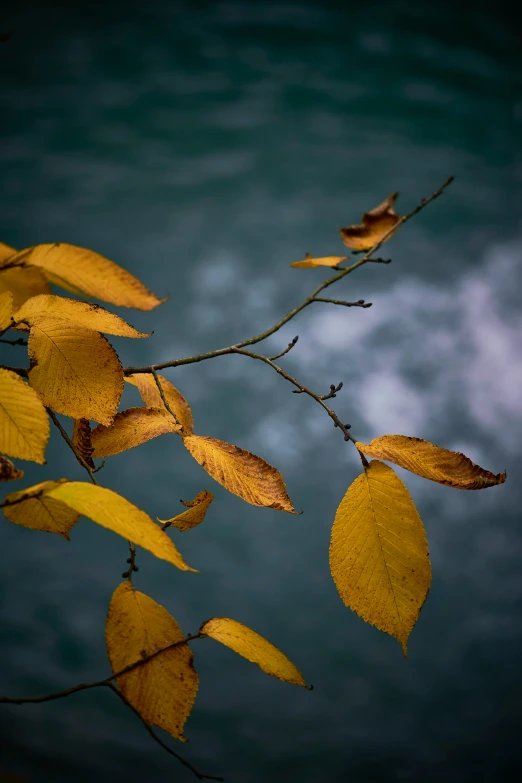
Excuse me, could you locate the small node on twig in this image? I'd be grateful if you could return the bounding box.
[132,565,139,572]
[345,423,351,429]
[121,571,129,579]
[126,558,132,563]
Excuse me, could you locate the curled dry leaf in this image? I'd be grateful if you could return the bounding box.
[125,373,194,434]
[14,295,150,337]
[46,481,196,571]
[72,419,95,469]
[200,617,307,687]
[158,490,214,532]
[91,407,180,458]
[340,192,401,251]
[0,291,13,331]
[330,460,431,655]
[0,368,49,463]
[0,455,24,482]
[183,434,297,512]
[0,267,51,310]
[28,319,124,426]
[7,243,165,310]
[290,253,349,269]
[2,479,80,539]
[355,435,507,490]
[106,583,198,742]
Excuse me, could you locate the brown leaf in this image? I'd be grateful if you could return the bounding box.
[0,455,24,482]
[91,407,180,458]
[158,490,214,532]
[72,419,95,469]
[183,434,297,512]
[355,435,506,490]
[340,193,401,251]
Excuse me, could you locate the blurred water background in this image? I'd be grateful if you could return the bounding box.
[1,1,521,781]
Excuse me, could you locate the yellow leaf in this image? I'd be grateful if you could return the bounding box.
[158,490,214,532]
[9,243,165,310]
[0,242,17,267]
[72,419,95,469]
[183,434,297,512]
[14,295,150,337]
[47,481,196,571]
[28,319,123,425]
[200,617,307,687]
[355,435,506,490]
[125,373,194,434]
[340,193,401,251]
[290,253,348,269]
[91,407,180,458]
[0,267,51,310]
[0,368,50,463]
[0,291,13,330]
[329,460,431,654]
[106,582,198,742]
[2,479,79,539]
[0,455,24,482]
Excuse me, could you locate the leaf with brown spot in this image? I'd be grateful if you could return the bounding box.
[0,291,13,331]
[200,617,307,687]
[355,435,506,490]
[28,319,123,425]
[125,373,194,434]
[7,243,165,310]
[290,253,349,269]
[72,419,95,469]
[0,455,24,482]
[14,295,150,337]
[91,407,180,458]
[158,490,214,532]
[0,267,51,310]
[330,460,431,654]
[106,582,198,741]
[340,192,401,251]
[2,479,80,539]
[183,434,297,512]
[0,368,50,463]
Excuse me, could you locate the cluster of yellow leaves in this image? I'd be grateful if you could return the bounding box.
[290,192,402,269]
[91,371,297,514]
[329,435,506,654]
[105,583,307,742]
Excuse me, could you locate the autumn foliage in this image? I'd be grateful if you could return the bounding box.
[0,182,506,778]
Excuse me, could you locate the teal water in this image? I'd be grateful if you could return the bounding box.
[1,2,522,781]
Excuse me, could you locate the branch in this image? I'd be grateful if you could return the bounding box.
[106,683,223,782]
[0,633,222,781]
[268,335,299,361]
[312,297,372,308]
[0,337,27,346]
[124,177,453,377]
[151,369,182,432]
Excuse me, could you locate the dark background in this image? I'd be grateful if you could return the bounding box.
[1,1,521,781]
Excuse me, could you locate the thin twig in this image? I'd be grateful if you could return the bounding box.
[46,408,136,580]
[106,684,223,782]
[151,369,182,432]
[0,337,27,346]
[47,408,98,485]
[0,633,204,705]
[312,297,372,308]
[268,335,299,361]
